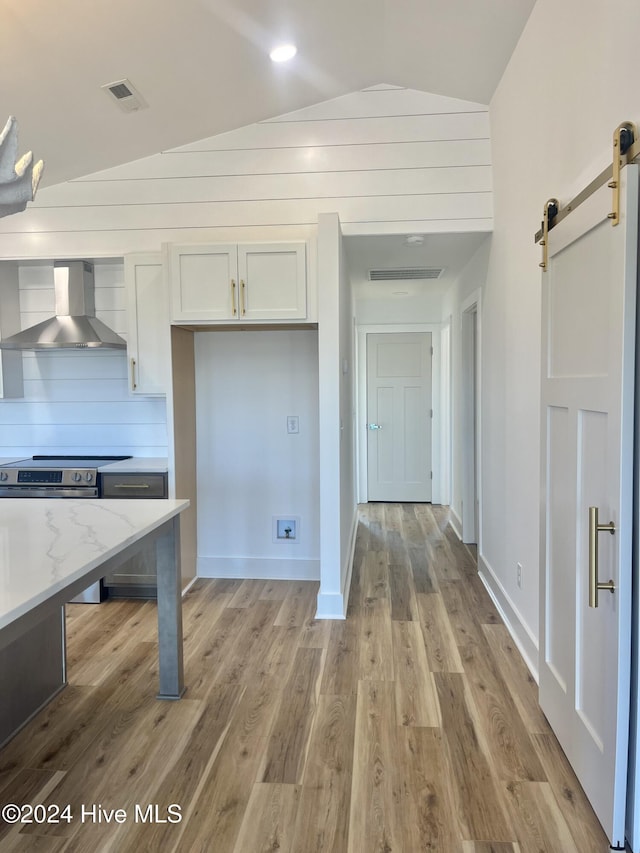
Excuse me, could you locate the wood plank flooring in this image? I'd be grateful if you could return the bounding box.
[0,504,613,851]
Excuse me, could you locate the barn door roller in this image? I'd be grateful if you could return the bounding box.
[535,120,638,266]
[608,122,636,225]
[538,198,559,271]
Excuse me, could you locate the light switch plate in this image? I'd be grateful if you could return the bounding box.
[287,415,299,434]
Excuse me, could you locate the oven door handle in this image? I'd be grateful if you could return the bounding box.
[0,487,99,498]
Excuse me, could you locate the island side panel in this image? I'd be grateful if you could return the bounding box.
[0,607,65,748]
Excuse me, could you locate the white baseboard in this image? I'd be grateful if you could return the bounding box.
[197,556,320,581]
[315,592,347,619]
[449,508,463,540]
[315,506,359,621]
[477,552,539,682]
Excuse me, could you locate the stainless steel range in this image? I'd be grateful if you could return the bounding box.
[0,455,132,603]
[0,455,167,603]
[0,455,131,498]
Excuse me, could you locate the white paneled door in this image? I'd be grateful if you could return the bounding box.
[540,165,638,846]
[366,332,432,502]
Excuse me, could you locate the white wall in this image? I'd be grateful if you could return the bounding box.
[355,288,444,326]
[194,329,320,579]
[480,0,640,671]
[441,237,491,531]
[0,262,167,457]
[317,212,357,617]
[339,231,357,595]
[484,2,640,841]
[0,86,491,260]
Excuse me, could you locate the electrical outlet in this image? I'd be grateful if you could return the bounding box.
[287,416,299,434]
[517,562,523,589]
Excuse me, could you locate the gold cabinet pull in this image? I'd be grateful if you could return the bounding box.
[130,357,137,390]
[240,279,246,316]
[231,279,237,316]
[588,506,616,607]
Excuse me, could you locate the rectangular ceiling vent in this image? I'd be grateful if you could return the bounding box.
[368,267,444,281]
[101,78,148,113]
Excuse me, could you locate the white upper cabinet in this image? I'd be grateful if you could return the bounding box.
[125,253,169,395]
[169,242,306,324]
[238,243,306,321]
[0,262,24,399]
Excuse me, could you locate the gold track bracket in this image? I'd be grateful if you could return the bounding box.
[539,198,559,271]
[608,122,637,225]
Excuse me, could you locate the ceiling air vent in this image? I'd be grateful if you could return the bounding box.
[368,267,444,281]
[101,78,148,113]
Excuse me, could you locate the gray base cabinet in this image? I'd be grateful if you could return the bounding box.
[101,472,168,599]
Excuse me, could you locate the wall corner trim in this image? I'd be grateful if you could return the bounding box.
[315,505,358,620]
[449,508,463,540]
[315,592,346,620]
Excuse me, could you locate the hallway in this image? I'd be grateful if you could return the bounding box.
[0,504,610,850]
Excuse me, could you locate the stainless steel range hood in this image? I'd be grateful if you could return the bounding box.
[0,261,127,350]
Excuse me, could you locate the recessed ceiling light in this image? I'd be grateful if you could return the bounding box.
[270,44,297,63]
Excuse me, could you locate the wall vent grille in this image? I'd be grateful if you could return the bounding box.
[368,267,444,281]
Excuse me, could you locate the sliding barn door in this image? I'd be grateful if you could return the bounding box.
[540,165,638,845]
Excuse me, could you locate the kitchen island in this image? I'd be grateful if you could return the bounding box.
[0,498,189,747]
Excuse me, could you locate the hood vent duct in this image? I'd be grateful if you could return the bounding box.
[368,267,444,281]
[0,261,127,350]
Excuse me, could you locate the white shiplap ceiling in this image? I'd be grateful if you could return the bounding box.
[1,0,536,188]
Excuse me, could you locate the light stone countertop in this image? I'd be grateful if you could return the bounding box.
[98,457,169,474]
[0,498,188,630]
[0,458,168,473]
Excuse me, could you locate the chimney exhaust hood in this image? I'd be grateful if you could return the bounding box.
[0,261,127,350]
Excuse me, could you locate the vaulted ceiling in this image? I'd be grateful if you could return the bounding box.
[1,0,535,188]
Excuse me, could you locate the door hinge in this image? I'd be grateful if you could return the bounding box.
[430,471,433,480]
[430,346,434,356]
[430,409,433,419]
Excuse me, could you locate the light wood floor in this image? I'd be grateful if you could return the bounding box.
[0,503,613,851]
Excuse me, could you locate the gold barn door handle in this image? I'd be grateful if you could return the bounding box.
[588,506,616,608]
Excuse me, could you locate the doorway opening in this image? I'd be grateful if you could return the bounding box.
[461,291,481,545]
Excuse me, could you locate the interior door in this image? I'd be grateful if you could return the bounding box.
[540,164,638,845]
[366,332,432,502]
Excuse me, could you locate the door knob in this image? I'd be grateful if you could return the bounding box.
[368,423,383,430]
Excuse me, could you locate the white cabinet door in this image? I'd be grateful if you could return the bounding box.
[169,244,238,322]
[169,242,306,324]
[539,165,638,846]
[238,243,307,321]
[125,253,169,395]
[0,262,24,398]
